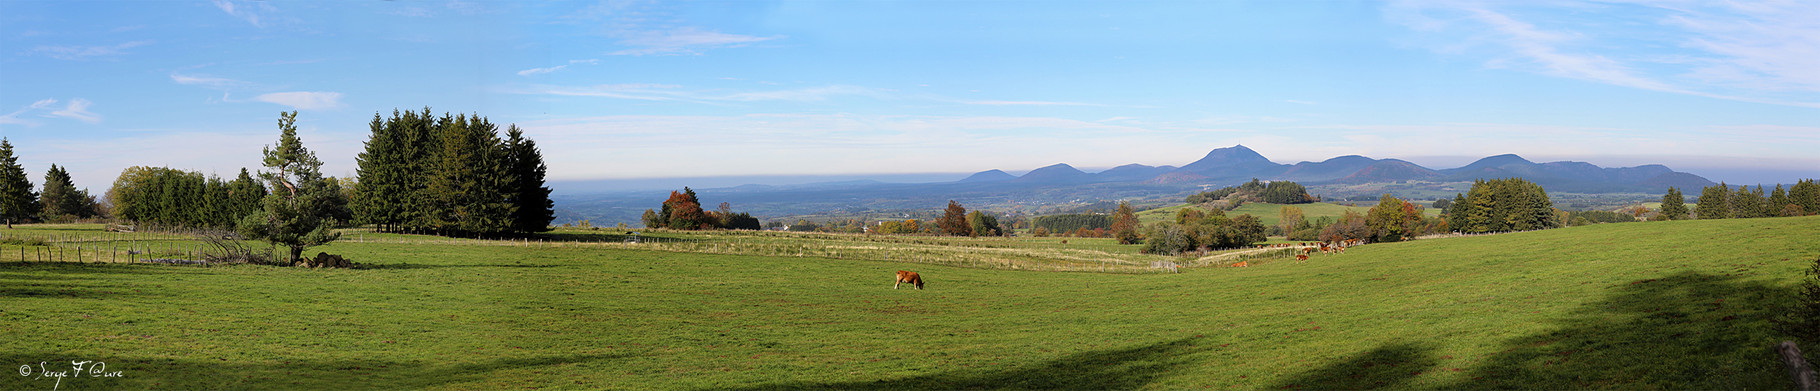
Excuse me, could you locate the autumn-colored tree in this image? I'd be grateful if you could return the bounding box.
[1111,201,1142,244]
[938,200,972,236]
[1278,205,1304,236]
[664,188,709,230]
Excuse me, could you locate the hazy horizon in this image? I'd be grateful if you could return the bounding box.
[3,1,1816,194]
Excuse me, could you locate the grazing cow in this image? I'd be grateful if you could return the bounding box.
[1231,261,1250,268]
[1303,247,1317,255]
[1296,254,1309,261]
[894,270,925,290]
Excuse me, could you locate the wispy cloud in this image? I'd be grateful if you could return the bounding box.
[0,98,100,125]
[717,85,882,102]
[255,92,344,110]
[516,65,567,76]
[212,0,274,27]
[48,99,101,123]
[170,72,250,89]
[610,27,781,56]
[514,59,603,76]
[31,41,151,60]
[1385,1,1820,108]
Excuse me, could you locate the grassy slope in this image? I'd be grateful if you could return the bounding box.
[3,217,1818,389]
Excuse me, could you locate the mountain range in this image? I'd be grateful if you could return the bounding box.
[550,146,1718,226]
[956,145,1716,193]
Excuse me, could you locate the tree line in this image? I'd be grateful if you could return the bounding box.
[1445,178,1557,233]
[1680,180,1820,220]
[640,187,761,230]
[0,140,110,227]
[1141,207,1266,255]
[351,108,555,236]
[107,167,276,230]
[1185,178,1317,205]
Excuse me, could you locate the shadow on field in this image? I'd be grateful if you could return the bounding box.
[1458,271,1792,389]
[1269,342,1440,390]
[715,337,1199,390]
[0,352,631,389]
[0,262,164,299]
[359,262,565,270]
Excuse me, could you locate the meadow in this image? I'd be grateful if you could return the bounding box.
[1135,202,1443,229]
[3,216,1818,389]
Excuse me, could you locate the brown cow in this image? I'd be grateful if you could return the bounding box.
[1296,254,1309,261]
[1231,261,1250,268]
[894,270,925,290]
[1303,247,1317,255]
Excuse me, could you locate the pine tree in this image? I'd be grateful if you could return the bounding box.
[1695,183,1730,219]
[40,163,86,220]
[1770,184,1791,216]
[237,111,344,264]
[0,139,38,228]
[939,200,971,236]
[1658,186,1688,220]
[1793,179,1820,217]
[1446,193,1473,232]
[353,112,408,232]
[503,125,554,233]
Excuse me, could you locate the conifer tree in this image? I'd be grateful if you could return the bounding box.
[0,138,38,228]
[40,163,88,219]
[1770,184,1790,216]
[1658,186,1688,220]
[1695,183,1730,219]
[1792,180,1820,216]
[504,125,554,233]
[238,111,343,264]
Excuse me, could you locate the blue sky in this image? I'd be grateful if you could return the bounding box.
[2,0,1817,192]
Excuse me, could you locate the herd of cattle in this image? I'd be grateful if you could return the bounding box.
[1238,239,1366,267]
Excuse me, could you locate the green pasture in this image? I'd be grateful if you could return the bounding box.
[1137,202,1442,229]
[4,216,1819,389]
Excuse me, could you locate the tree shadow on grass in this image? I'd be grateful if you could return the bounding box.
[1270,342,1440,390]
[1458,271,1795,389]
[358,262,566,270]
[0,352,632,390]
[713,337,1200,390]
[0,262,170,299]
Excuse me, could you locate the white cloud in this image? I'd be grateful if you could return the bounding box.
[31,41,151,60]
[48,99,101,123]
[610,27,781,56]
[255,92,344,110]
[212,0,272,27]
[717,85,882,102]
[170,73,249,89]
[516,65,567,76]
[1385,1,1820,108]
[28,99,59,110]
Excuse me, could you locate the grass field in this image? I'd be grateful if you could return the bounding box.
[1136,202,1442,229]
[4,217,1819,389]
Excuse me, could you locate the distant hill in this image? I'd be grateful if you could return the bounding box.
[1174,145,1289,180]
[1014,163,1092,184]
[1335,159,1442,184]
[551,145,1720,226]
[959,169,1016,183]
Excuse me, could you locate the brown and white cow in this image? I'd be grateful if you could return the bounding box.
[894,270,925,290]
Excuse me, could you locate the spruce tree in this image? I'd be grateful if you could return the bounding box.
[237,111,343,264]
[503,125,554,233]
[353,112,407,232]
[1695,183,1730,219]
[40,163,85,219]
[0,139,38,228]
[1658,187,1688,220]
[1770,184,1790,216]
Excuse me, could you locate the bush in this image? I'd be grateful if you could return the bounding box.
[1774,256,1820,348]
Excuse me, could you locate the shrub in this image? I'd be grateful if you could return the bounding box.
[1774,256,1820,349]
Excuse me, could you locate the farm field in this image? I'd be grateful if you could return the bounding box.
[1135,202,1444,229]
[4,216,1819,389]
